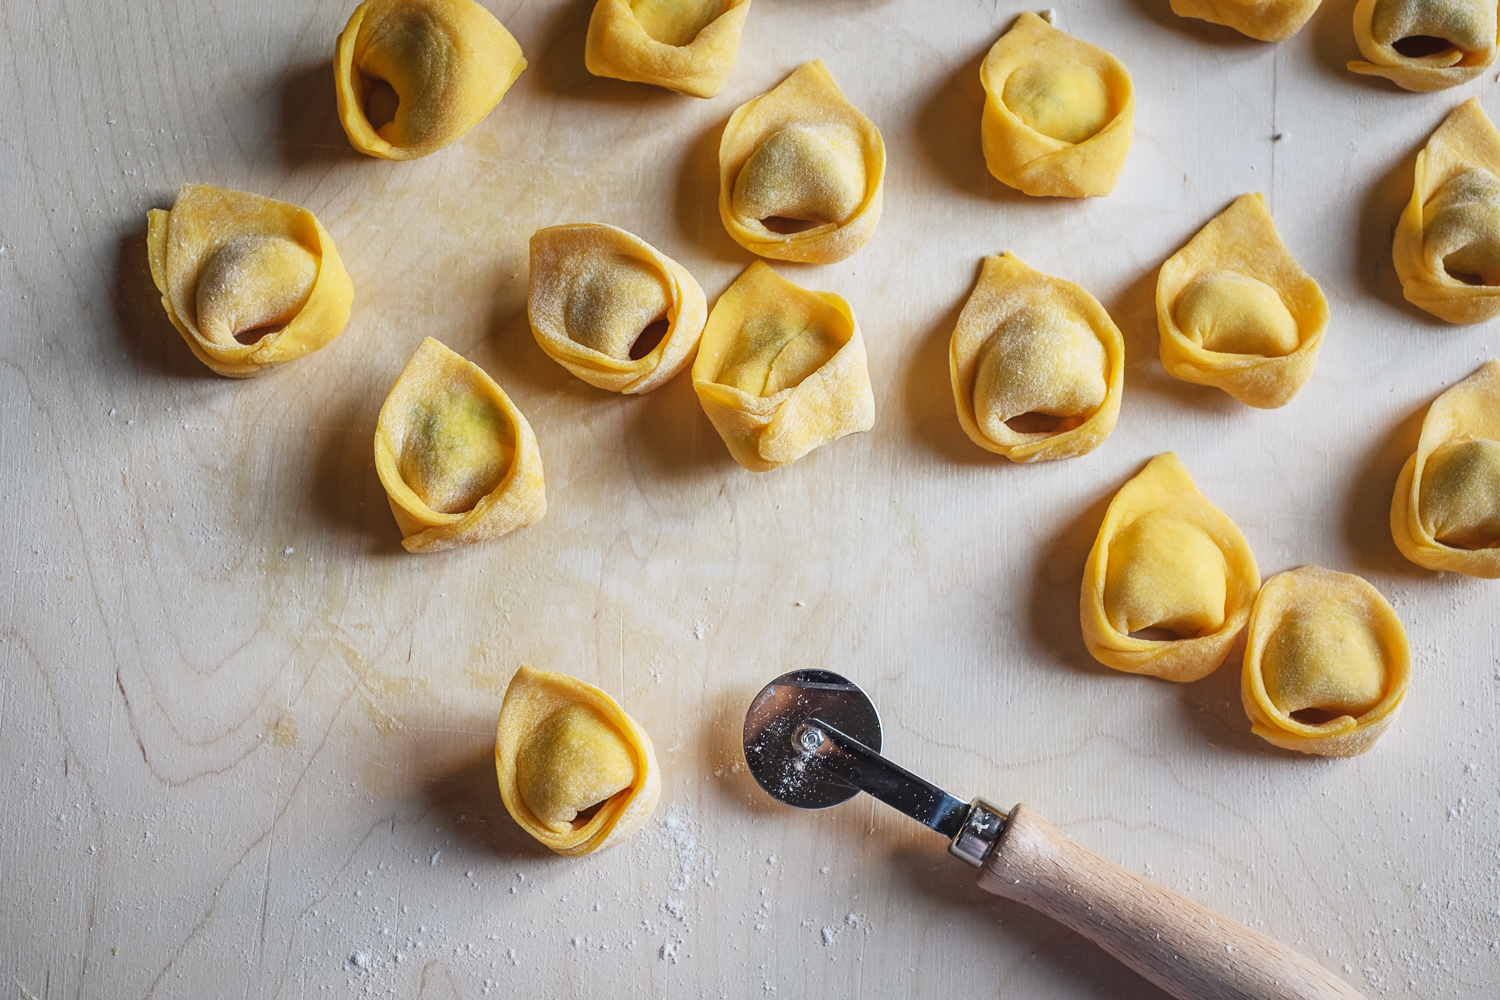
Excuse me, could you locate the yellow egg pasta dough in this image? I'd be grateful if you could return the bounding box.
[1241,566,1410,756]
[1081,453,1261,681]
[1169,0,1323,41]
[374,338,545,552]
[979,12,1134,198]
[585,0,752,98]
[949,253,1124,463]
[335,0,526,160]
[1157,193,1329,408]
[1392,359,1500,576]
[1349,0,1498,91]
[692,262,874,472]
[146,184,353,378]
[529,223,707,394]
[495,666,660,856]
[1394,98,1500,323]
[718,60,885,264]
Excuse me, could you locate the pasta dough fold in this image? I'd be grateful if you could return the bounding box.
[949,253,1124,462]
[1157,193,1328,408]
[1349,0,1498,91]
[585,0,752,98]
[335,0,526,160]
[692,261,874,471]
[1241,566,1410,756]
[1081,453,1261,681]
[1169,0,1323,41]
[718,60,885,264]
[146,184,353,378]
[979,12,1134,198]
[1394,98,1500,323]
[1391,359,1500,576]
[495,666,660,856]
[529,224,707,394]
[374,338,545,552]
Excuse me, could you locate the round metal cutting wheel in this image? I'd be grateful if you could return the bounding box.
[742,669,883,810]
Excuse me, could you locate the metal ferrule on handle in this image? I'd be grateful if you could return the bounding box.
[948,798,1007,867]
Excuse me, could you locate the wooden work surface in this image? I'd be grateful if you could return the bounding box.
[3,1,1498,997]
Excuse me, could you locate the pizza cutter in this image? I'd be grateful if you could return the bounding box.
[743,670,1366,1000]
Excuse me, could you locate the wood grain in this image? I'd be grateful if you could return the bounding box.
[2,1,1498,998]
[979,804,1366,1000]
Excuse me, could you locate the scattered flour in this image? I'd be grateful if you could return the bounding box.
[660,810,701,892]
[711,759,745,779]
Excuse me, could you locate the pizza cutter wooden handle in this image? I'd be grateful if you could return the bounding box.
[977,805,1366,1000]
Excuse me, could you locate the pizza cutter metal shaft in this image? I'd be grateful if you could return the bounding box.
[793,720,1008,867]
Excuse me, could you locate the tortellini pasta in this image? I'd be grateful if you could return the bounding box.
[1081,453,1261,681]
[585,0,752,98]
[718,60,885,264]
[949,253,1124,462]
[1156,193,1329,408]
[146,184,354,378]
[1391,359,1500,576]
[495,666,660,856]
[374,338,546,552]
[528,223,707,394]
[1241,566,1410,756]
[979,12,1134,199]
[1168,0,1323,41]
[1348,0,1498,91]
[1394,98,1500,323]
[692,261,875,472]
[335,0,526,160]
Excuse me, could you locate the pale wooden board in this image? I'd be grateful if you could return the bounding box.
[3,0,1499,997]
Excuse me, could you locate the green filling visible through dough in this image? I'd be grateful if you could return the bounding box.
[562,254,670,359]
[1424,168,1500,286]
[732,125,866,227]
[1371,0,1489,56]
[1420,437,1500,548]
[716,312,841,396]
[399,387,514,514]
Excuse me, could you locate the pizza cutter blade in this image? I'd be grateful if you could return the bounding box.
[742,669,1368,1000]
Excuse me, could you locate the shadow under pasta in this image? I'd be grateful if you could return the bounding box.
[1341,399,1435,577]
[887,837,1182,1000]
[275,61,363,168]
[423,752,560,861]
[1026,486,1118,676]
[901,264,996,466]
[110,224,217,380]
